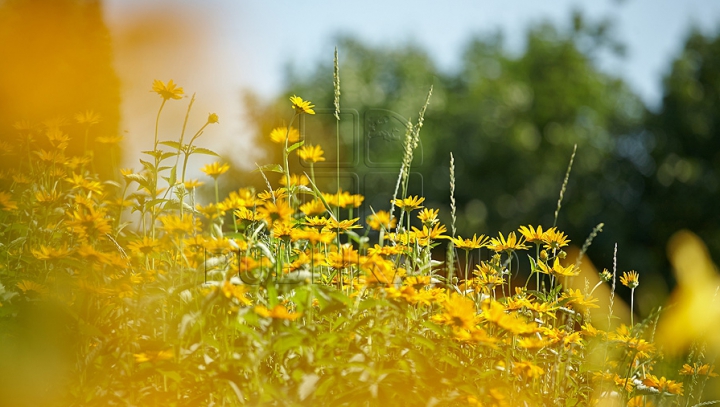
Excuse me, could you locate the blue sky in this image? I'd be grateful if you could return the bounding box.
[102,0,720,167]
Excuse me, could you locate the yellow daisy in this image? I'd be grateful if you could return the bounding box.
[151,79,184,100]
[290,95,315,115]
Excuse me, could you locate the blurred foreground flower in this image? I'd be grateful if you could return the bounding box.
[201,162,230,179]
[152,79,184,100]
[297,144,325,162]
[657,229,720,354]
[75,110,101,125]
[269,126,300,144]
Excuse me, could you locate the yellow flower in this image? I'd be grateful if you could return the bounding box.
[127,236,161,256]
[133,349,174,363]
[538,257,579,277]
[412,223,450,245]
[12,173,31,185]
[207,113,219,124]
[299,199,326,216]
[542,228,570,250]
[65,173,104,195]
[297,144,325,163]
[46,128,70,149]
[368,244,408,257]
[221,280,252,306]
[392,195,425,211]
[432,293,477,330]
[76,244,112,265]
[367,210,396,231]
[67,206,112,239]
[487,232,529,253]
[196,202,226,220]
[293,229,334,245]
[257,200,294,227]
[290,95,315,115]
[517,336,553,350]
[17,280,49,295]
[200,162,230,179]
[341,193,364,209]
[561,288,599,309]
[258,189,288,201]
[43,115,70,129]
[512,361,544,379]
[13,119,36,131]
[0,141,13,156]
[417,208,439,226]
[679,363,718,377]
[325,218,362,233]
[303,216,330,228]
[518,225,550,244]
[254,304,302,320]
[269,126,300,144]
[328,244,361,270]
[450,234,489,251]
[0,192,18,211]
[96,135,124,144]
[481,300,536,334]
[620,270,640,289]
[279,173,309,187]
[158,214,201,235]
[152,79,184,100]
[31,244,72,260]
[272,221,296,240]
[75,110,101,125]
[183,179,204,189]
[234,207,263,224]
[641,374,684,395]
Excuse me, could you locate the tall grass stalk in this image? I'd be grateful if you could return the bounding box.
[449,153,457,238]
[334,47,341,215]
[553,144,577,228]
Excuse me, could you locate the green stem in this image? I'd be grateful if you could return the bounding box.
[336,115,340,210]
[630,287,635,326]
[154,99,167,151]
[283,114,298,206]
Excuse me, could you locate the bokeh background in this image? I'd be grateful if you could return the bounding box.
[2,0,720,317]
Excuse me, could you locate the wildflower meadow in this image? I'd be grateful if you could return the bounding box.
[0,51,718,407]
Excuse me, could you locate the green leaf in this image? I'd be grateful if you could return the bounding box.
[103,180,122,189]
[159,140,182,150]
[304,172,338,221]
[192,147,220,156]
[146,198,168,208]
[358,297,392,311]
[123,173,146,184]
[287,140,305,153]
[168,166,177,186]
[254,164,283,173]
[421,320,446,336]
[160,151,177,160]
[139,159,155,172]
[410,333,437,351]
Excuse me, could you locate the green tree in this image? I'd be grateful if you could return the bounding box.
[642,29,720,280]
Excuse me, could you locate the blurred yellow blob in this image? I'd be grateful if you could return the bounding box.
[564,246,631,330]
[657,229,720,354]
